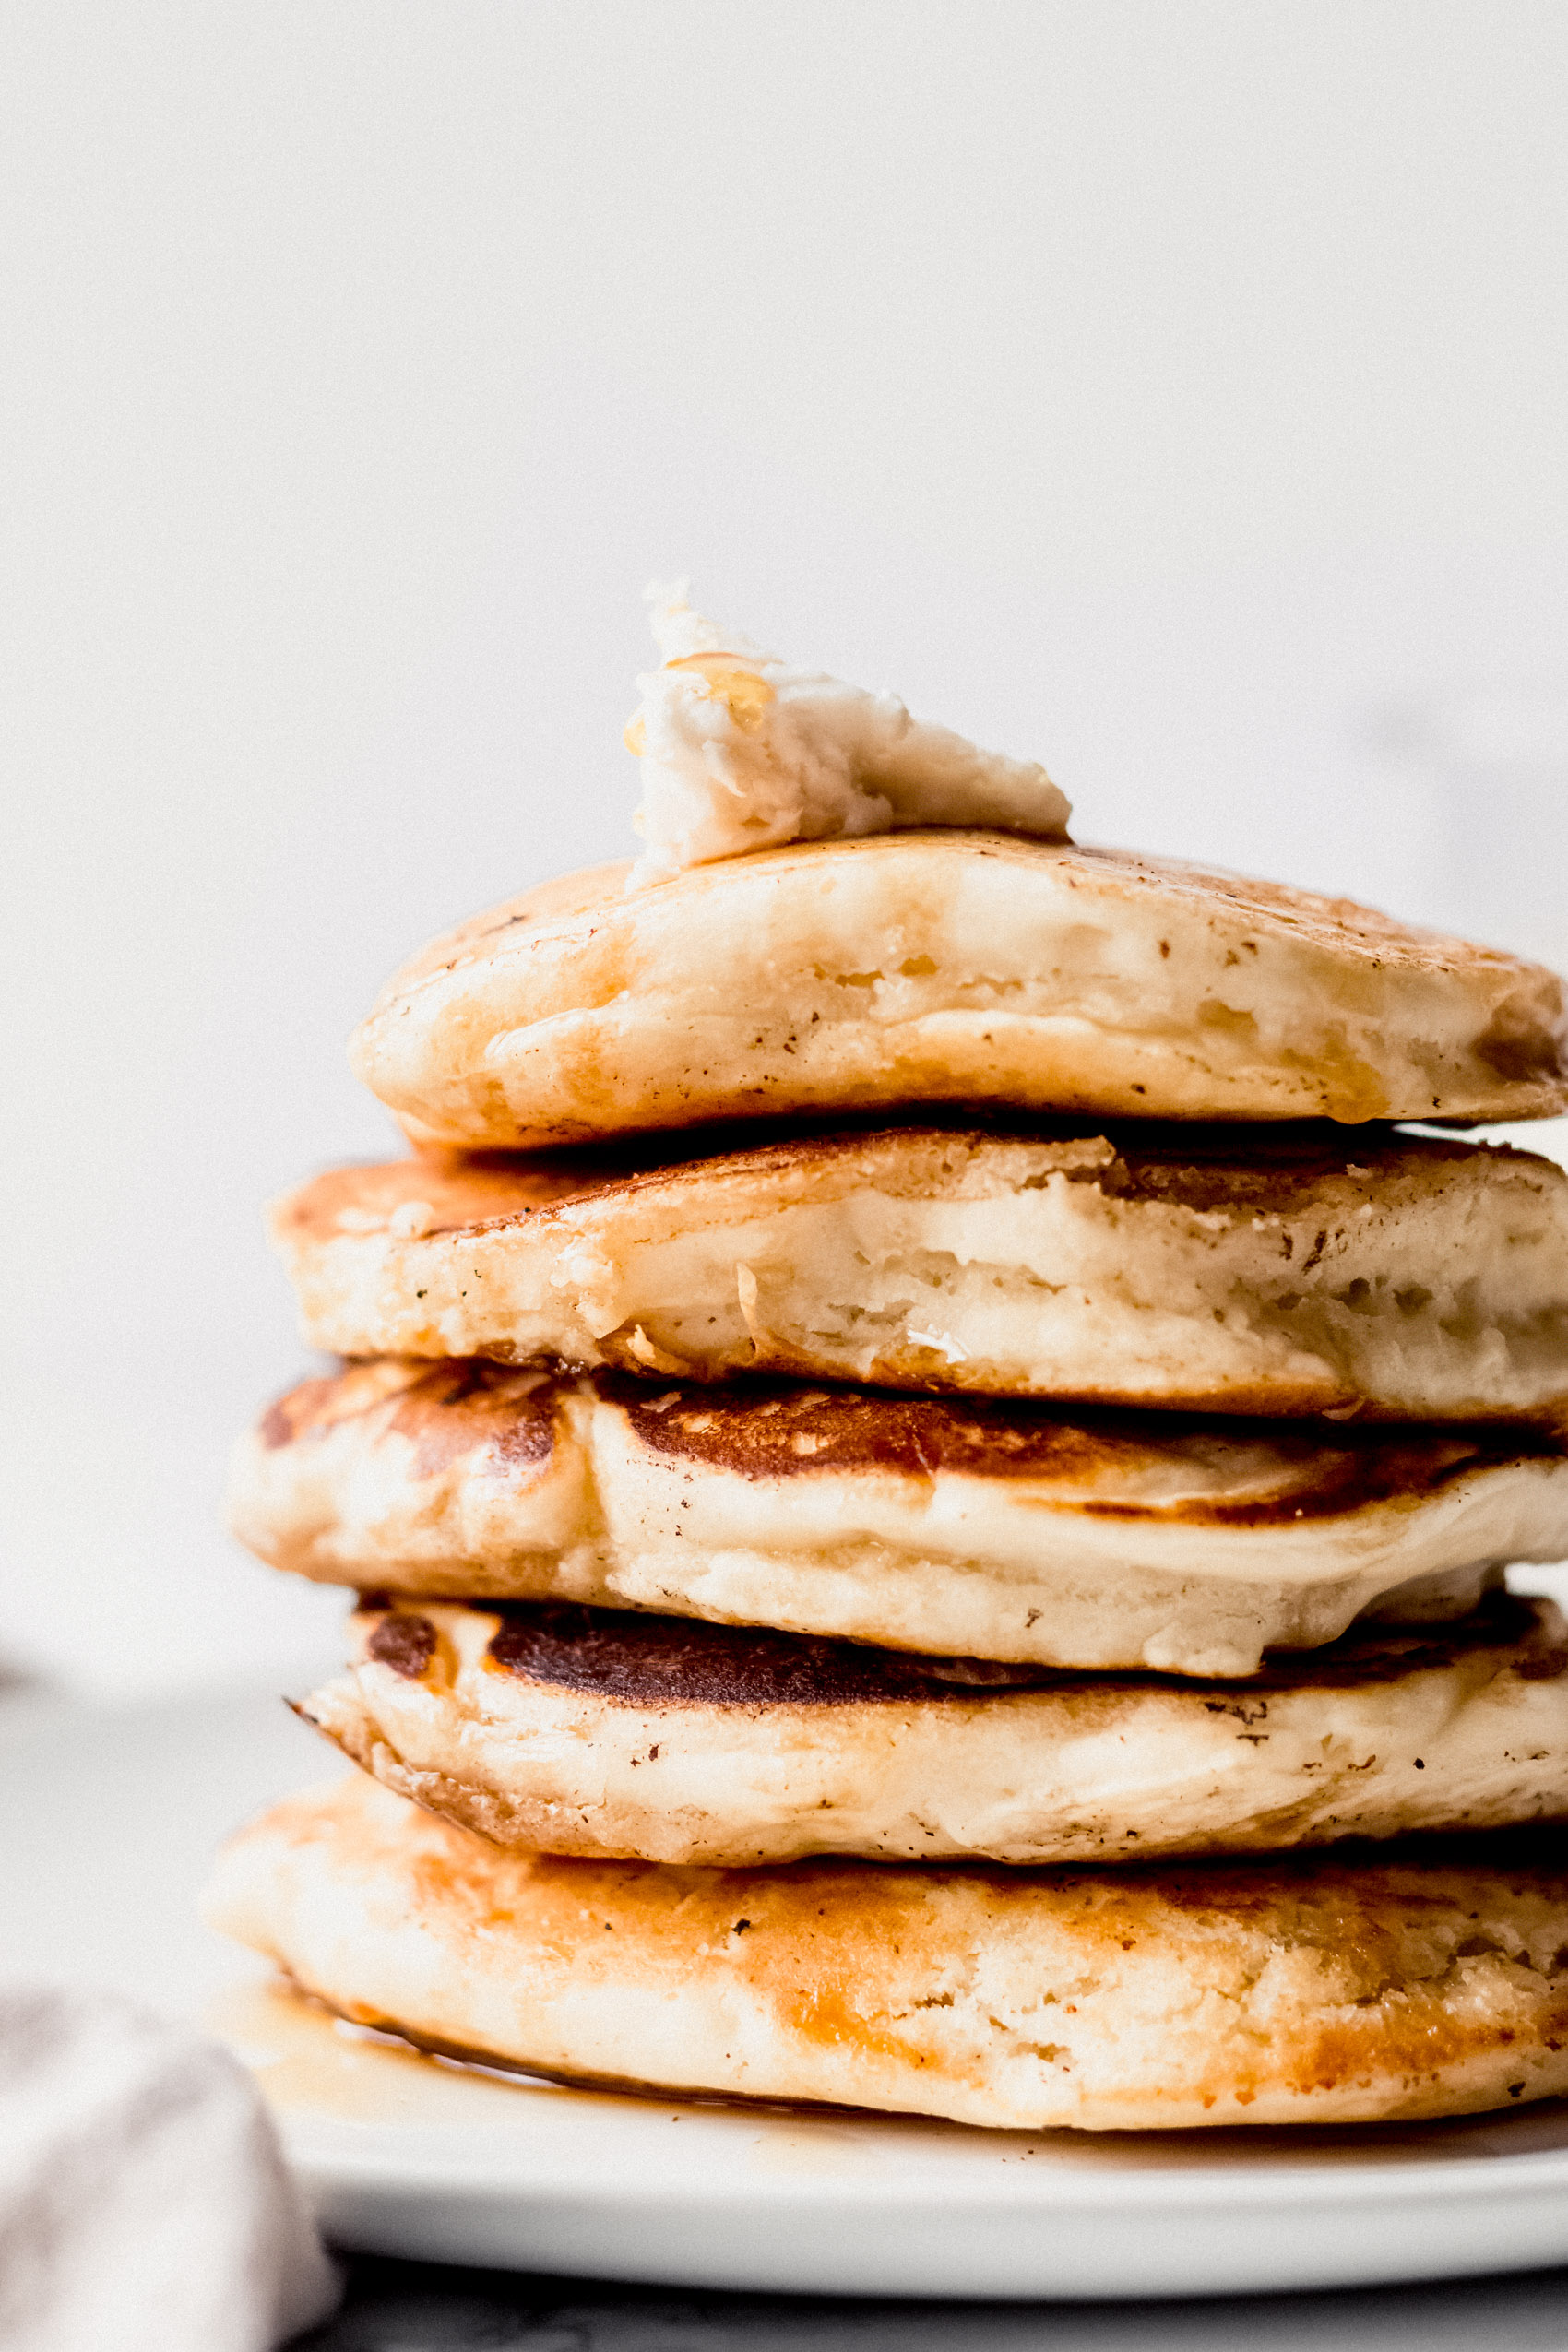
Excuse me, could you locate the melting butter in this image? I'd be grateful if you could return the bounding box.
[624,581,1070,886]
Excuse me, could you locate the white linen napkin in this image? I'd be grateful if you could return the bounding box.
[0,1985,340,2352]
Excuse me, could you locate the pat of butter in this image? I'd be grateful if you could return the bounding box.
[624,581,1071,887]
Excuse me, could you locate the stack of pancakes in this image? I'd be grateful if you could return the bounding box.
[207,833,1568,2131]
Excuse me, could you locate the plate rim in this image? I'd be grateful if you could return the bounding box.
[279,2111,1568,2208]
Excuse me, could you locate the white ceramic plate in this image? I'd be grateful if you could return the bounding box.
[4,1683,1567,2301]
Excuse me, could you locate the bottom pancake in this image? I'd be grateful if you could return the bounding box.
[296,1591,1568,1865]
[203,1774,1568,2132]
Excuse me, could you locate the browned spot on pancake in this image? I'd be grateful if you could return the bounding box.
[1235,1590,1567,1693]
[259,1381,333,1449]
[386,1361,564,1480]
[1009,1123,1503,1212]
[484,1604,1061,1707]
[470,1593,1562,1707]
[257,1369,395,1448]
[1476,992,1568,1087]
[366,1614,437,1681]
[598,1372,1557,1520]
[1515,1644,1568,1682]
[255,1359,566,1478]
[1048,1823,1568,1907]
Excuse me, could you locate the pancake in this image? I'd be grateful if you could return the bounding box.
[265,1123,1568,1424]
[229,1360,1568,1675]
[347,834,1568,1146]
[296,1592,1568,1866]
[202,1774,1568,2130]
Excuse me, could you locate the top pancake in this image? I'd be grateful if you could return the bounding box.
[348,834,1568,1146]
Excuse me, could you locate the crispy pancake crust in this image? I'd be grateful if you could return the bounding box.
[295,1593,1568,1865]
[347,835,1568,1146]
[202,1774,1568,2130]
[265,1124,1568,1425]
[230,1358,1568,1675]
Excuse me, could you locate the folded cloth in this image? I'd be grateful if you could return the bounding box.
[0,1985,340,2352]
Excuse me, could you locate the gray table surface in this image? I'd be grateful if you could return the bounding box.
[300,2256,1568,2349]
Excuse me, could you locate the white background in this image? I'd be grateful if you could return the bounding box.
[5,1,1567,1696]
